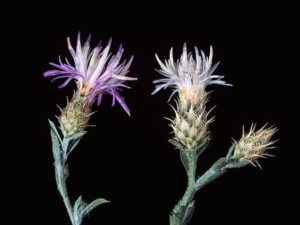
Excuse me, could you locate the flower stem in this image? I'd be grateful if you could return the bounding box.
[55,167,75,224]
[170,152,197,225]
[170,155,232,225]
[55,159,76,225]
[54,139,76,225]
[49,119,107,225]
[195,157,228,191]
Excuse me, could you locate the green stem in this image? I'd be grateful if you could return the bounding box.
[54,139,76,225]
[170,156,231,225]
[195,157,228,191]
[50,121,89,225]
[170,152,197,225]
[195,157,249,191]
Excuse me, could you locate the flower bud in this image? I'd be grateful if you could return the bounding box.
[232,124,277,168]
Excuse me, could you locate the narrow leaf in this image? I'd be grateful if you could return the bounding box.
[81,198,109,216]
[74,196,87,213]
[196,141,209,158]
[50,128,62,163]
[180,151,189,173]
[183,201,195,225]
[48,119,62,143]
[73,196,86,225]
[226,143,236,161]
[66,132,86,142]
[65,132,86,156]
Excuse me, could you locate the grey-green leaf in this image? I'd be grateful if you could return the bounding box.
[226,143,236,161]
[196,141,209,158]
[81,198,109,216]
[180,151,189,173]
[73,196,87,225]
[65,132,86,156]
[50,128,62,163]
[182,201,195,225]
[66,132,86,142]
[74,196,88,213]
[49,119,62,143]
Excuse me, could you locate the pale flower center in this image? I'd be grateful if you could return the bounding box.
[179,88,204,102]
[78,82,92,97]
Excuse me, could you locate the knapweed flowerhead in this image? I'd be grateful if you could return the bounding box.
[44,33,137,115]
[233,124,277,168]
[153,44,231,100]
[153,44,230,151]
[169,90,213,151]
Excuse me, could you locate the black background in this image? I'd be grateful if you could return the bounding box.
[10,3,296,225]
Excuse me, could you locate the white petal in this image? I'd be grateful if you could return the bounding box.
[88,42,111,84]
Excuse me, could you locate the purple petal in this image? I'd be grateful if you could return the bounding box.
[43,70,70,77]
[85,33,92,44]
[110,83,131,89]
[96,40,102,49]
[77,32,81,43]
[97,68,114,81]
[97,93,103,105]
[67,37,76,59]
[50,75,75,82]
[58,77,73,88]
[49,62,75,71]
[114,91,130,116]
[116,44,124,60]
[65,57,72,66]
[89,82,100,97]
[107,37,112,48]
[110,88,116,106]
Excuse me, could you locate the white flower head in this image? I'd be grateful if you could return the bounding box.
[153,44,231,100]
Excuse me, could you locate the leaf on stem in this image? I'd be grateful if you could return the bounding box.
[73,196,109,225]
[65,132,86,156]
[180,151,190,173]
[182,201,195,225]
[81,198,109,216]
[49,119,62,143]
[226,143,236,161]
[50,124,62,163]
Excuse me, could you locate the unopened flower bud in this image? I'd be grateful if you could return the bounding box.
[232,124,277,168]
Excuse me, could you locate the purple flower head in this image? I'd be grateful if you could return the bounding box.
[44,33,137,115]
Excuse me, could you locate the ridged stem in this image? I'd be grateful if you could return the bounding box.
[195,157,227,191]
[170,152,197,225]
[170,155,231,225]
[54,139,76,225]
